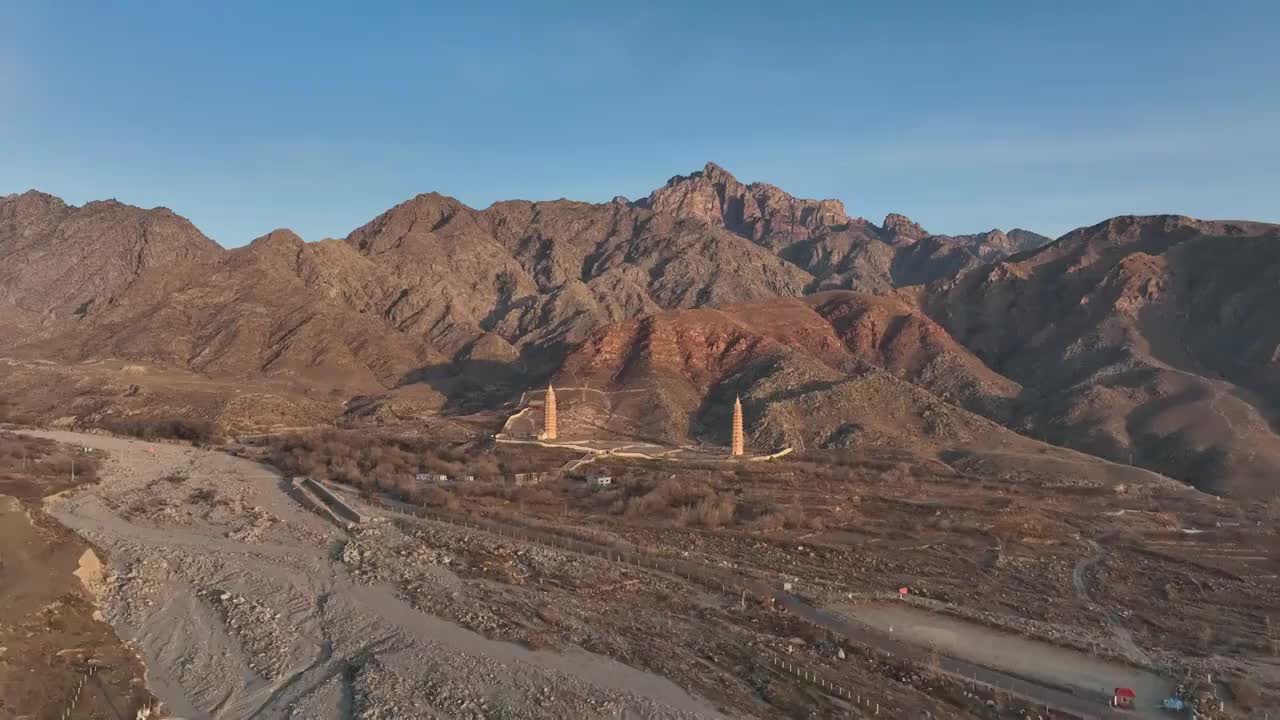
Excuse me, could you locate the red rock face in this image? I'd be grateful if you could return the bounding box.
[552,292,1023,447]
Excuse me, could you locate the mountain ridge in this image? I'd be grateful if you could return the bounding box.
[3,166,1277,499]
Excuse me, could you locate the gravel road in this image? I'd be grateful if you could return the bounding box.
[27,430,723,720]
[837,603,1175,720]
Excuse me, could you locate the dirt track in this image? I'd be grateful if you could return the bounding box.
[1073,537,1153,667]
[27,430,723,720]
[840,603,1175,719]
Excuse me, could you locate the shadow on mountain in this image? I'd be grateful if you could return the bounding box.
[396,358,531,413]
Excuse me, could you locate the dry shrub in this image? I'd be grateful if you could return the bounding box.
[261,429,506,503]
[188,487,218,504]
[752,505,809,531]
[456,481,508,499]
[0,400,38,425]
[99,416,218,443]
[514,486,558,506]
[419,486,460,511]
[694,494,737,528]
[1229,677,1262,711]
[624,476,741,527]
[0,431,101,496]
[879,462,913,485]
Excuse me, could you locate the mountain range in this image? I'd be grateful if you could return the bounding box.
[2,163,1277,499]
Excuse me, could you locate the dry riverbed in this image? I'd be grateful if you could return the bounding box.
[26,430,724,719]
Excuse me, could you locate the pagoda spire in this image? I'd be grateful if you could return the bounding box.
[731,395,744,457]
[543,384,558,440]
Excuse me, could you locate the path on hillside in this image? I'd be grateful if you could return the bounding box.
[1073,538,1155,668]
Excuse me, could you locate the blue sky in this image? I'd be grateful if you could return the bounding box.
[3,1,1277,246]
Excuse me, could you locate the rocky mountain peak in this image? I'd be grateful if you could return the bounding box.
[1,190,70,222]
[1005,228,1054,254]
[653,161,739,190]
[0,191,223,325]
[699,160,735,181]
[643,162,851,249]
[346,192,472,255]
[881,213,929,245]
[246,228,307,255]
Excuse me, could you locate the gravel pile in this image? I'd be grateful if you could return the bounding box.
[207,590,291,679]
[102,553,169,627]
[350,653,707,720]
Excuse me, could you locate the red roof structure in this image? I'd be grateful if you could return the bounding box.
[1112,687,1137,709]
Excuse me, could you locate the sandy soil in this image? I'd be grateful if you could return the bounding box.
[27,430,724,720]
[841,602,1176,718]
[0,494,156,718]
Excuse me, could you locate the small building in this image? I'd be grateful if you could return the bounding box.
[513,472,543,486]
[1111,687,1136,709]
[588,475,613,488]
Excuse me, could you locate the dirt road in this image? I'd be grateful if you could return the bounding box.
[26,430,723,720]
[839,603,1175,720]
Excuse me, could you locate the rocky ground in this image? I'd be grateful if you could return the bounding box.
[27,430,726,720]
[19,426,1278,718]
[328,446,1280,718]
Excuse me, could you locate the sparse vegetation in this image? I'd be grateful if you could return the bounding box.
[98,416,219,444]
[1228,676,1262,712]
[0,431,155,717]
[0,431,100,497]
[0,398,38,425]
[258,429,583,507]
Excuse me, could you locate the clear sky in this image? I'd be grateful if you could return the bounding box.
[3,1,1277,246]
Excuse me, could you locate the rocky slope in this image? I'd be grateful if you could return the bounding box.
[343,191,812,368]
[3,169,1278,499]
[551,293,1023,450]
[642,163,1051,292]
[927,215,1280,497]
[0,192,222,346]
[541,209,1280,499]
[1,164,1035,396]
[0,180,814,396]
